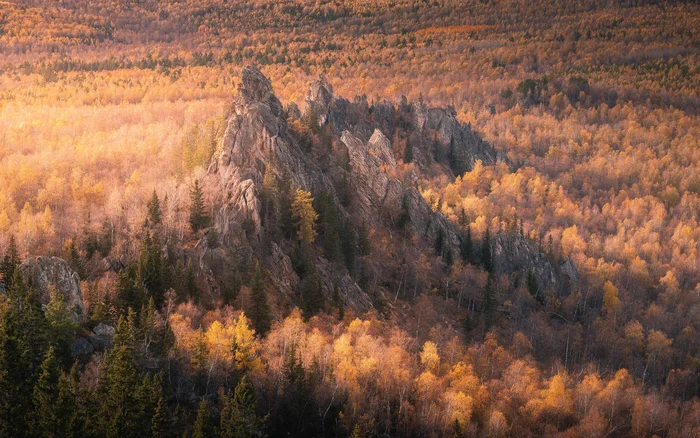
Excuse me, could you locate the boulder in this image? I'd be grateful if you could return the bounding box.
[93,323,116,337]
[70,338,94,357]
[20,256,85,322]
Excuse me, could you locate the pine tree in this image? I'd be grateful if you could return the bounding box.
[332,283,344,321]
[66,239,85,279]
[99,345,141,438]
[403,138,413,163]
[151,395,170,438]
[138,229,166,307]
[435,228,445,258]
[30,346,61,437]
[55,367,80,437]
[397,195,411,229]
[0,235,19,290]
[357,222,370,256]
[460,225,473,263]
[481,228,492,272]
[45,290,76,365]
[193,399,211,438]
[147,189,163,226]
[115,266,140,315]
[483,275,495,333]
[190,179,210,233]
[219,376,267,438]
[249,263,271,336]
[527,269,539,301]
[301,269,324,320]
[6,268,48,374]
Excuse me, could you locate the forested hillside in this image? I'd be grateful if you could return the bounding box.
[0,1,699,437]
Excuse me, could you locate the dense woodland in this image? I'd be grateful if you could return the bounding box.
[1,0,700,437]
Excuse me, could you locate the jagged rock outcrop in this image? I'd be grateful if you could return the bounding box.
[201,66,573,316]
[20,256,85,322]
[341,129,402,220]
[305,78,497,171]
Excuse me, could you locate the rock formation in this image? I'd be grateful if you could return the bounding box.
[198,65,574,315]
[20,256,85,322]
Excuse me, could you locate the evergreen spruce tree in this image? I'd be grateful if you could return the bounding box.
[45,290,76,365]
[249,263,271,336]
[483,275,495,333]
[0,235,19,289]
[301,268,324,320]
[138,229,166,307]
[219,376,267,438]
[403,138,413,163]
[186,262,200,304]
[397,195,411,230]
[55,367,80,437]
[98,345,141,438]
[527,269,540,302]
[6,268,48,375]
[481,227,492,272]
[435,228,445,258]
[147,189,163,226]
[357,222,371,256]
[30,346,61,437]
[115,265,140,315]
[332,283,344,321]
[460,225,473,263]
[190,179,210,233]
[193,399,212,438]
[66,239,85,279]
[151,395,170,438]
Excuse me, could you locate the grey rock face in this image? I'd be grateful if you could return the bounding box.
[207,65,330,241]
[491,233,558,293]
[20,256,85,322]
[93,323,116,337]
[70,338,94,357]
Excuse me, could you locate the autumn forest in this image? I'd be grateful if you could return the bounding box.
[0,0,699,437]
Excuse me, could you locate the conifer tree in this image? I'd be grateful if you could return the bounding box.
[147,189,163,226]
[332,283,344,321]
[397,195,411,229]
[66,238,85,279]
[190,179,209,233]
[30,346,61,437]
[483,275,495,333]
[219,376,267,438]
[115,266,140,315]
[138,229,166,307]
[292,189,318,245]
[151,395,170,438]
[0,235,19,289]
[99,345,141,438]
[403,138,413,163]
[460,225,473,263]
[55,366,80,437]
[249,263,271,336]
[301,268,324,320]
[527,269,539,301]
[45,290,76,364]
[481,228,492,272]
[193,399,212,438]
[357,222,371,256]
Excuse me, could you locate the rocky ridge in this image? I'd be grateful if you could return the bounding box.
[197,66,573,316]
